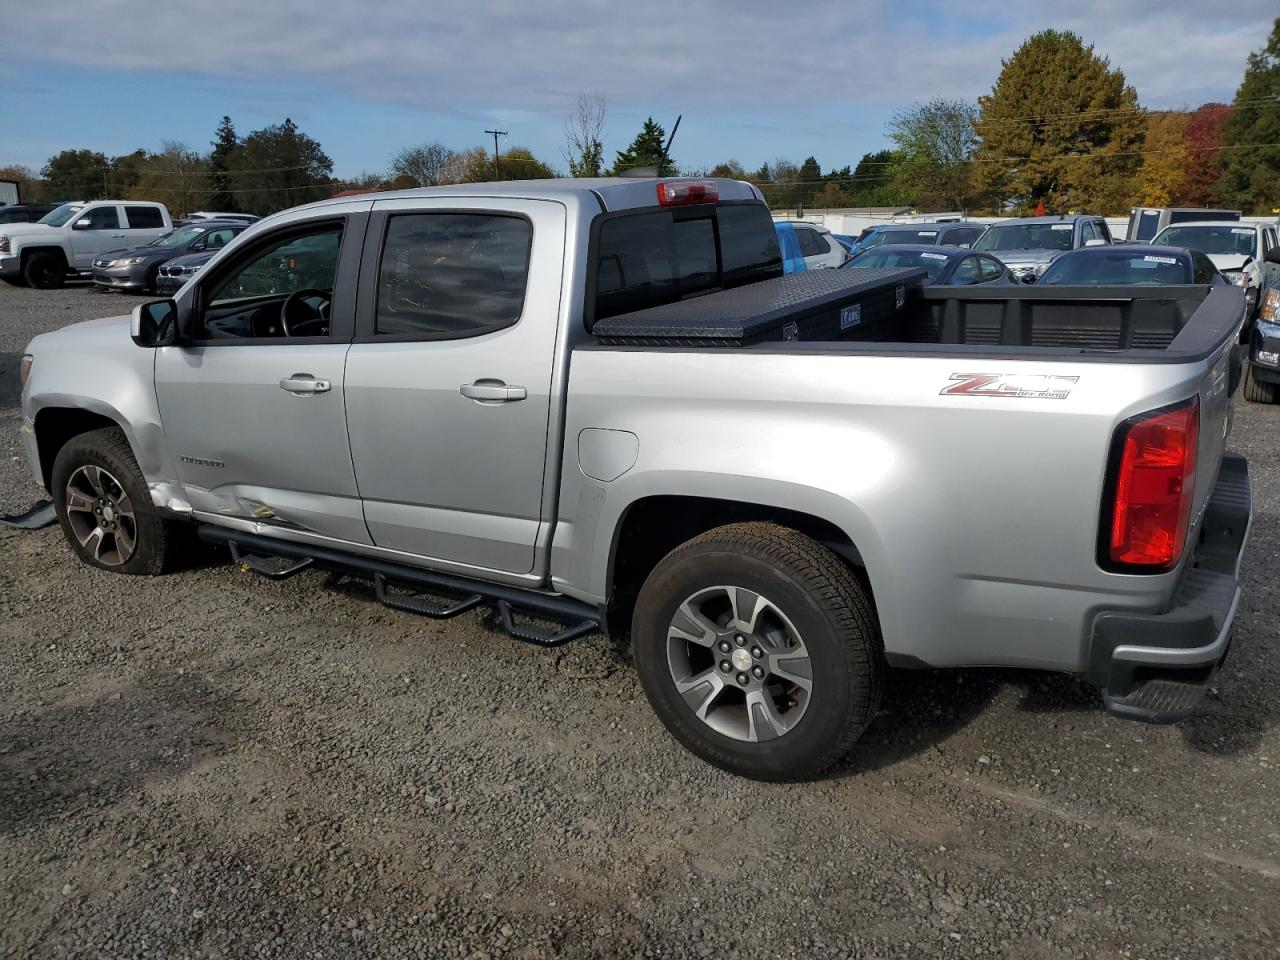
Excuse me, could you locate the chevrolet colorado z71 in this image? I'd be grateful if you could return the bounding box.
[17,178,1251,780]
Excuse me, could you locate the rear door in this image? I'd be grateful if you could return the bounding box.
[68,204,127,268]
[122,205,168,245]
[342,197,566,577]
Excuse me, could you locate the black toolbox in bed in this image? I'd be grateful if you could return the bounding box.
[591,267,926,347]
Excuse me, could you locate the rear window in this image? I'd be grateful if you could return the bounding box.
[591,203,781,325]
[863,228,941,248]
[1038,251,1189,286]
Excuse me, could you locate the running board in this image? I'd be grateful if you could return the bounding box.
[198,526,603,648]
[1,500,57,530]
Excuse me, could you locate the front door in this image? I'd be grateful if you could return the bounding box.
[343,198,566,577]
[69,204,128,269]
[154,212,372,544]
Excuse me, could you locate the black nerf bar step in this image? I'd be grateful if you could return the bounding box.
[198,526,603,648]
[375,573,483,619]
[228,540,316,580]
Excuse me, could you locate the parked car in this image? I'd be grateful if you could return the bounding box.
[972,214,1114,283]
[0,203,58,225]
[0,200,172,288]
[856,221,988,250]
[842,244,1012,285]
[154,250,217,295]
[1150,221,1280,318]
[18,178,1250,782]
[1243,288,1280,404]
[91,220,248,293]
[774,221,847,273]
[1038,245,1226,287]
[1126,206,1241,242]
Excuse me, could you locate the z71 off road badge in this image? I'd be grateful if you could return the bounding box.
[940,373,1078,399]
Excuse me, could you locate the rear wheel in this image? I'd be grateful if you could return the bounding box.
[1243,363,1277,404]
[632,522,883,781]
[22,252,66,289]
[51,427,179,575]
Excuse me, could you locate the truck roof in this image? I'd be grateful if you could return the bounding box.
[995,214,1102,226]
[281,177,766,217]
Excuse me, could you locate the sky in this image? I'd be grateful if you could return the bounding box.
[5,1,1276,181]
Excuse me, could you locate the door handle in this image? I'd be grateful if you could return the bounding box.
[459,380,527,403]
[279,373,331,395]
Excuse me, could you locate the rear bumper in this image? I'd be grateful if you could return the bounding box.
[1086,453,1251,723]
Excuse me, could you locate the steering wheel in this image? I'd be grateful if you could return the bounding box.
[280,288,332,337]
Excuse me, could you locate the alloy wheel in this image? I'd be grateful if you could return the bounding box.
[63,464,138,566]
[666,584,813,742]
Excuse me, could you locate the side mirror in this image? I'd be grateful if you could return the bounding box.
[1266,248,1280,265]
[73,218,92,230]
[1083,238,1108,247]
[130,300,180,348]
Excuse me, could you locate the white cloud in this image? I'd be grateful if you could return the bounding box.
[9,0,1274,116]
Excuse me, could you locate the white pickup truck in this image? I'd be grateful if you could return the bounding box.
[0,200,172,288]
[17,178,1252,781]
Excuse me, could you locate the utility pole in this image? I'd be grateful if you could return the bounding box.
[484,129,507,180]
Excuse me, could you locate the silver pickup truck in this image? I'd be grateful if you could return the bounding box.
[17,178,1252,781]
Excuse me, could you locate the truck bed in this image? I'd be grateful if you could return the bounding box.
[591,268,1243,362]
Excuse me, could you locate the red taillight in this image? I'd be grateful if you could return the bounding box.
[1104,398,1199,570]
[656,180,719,206]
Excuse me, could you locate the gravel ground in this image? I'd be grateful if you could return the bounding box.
[1,282,1278,960]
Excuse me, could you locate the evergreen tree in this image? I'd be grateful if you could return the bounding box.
[208,116,240,211]
[609,117,672,175]
[972,30,1145,213]
[229,118,332,216]
[1217,18,1280,213]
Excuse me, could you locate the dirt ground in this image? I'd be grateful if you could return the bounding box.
[1,283,1277,959]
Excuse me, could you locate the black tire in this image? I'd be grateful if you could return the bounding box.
[144,264,161,294]
[1243,363,1277,404]
[22,252,66,289]
[632,522,883,781]
[51,427,178,575]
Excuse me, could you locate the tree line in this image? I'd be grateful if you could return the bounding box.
[3,19,1276,218]
[731,20,1279,216]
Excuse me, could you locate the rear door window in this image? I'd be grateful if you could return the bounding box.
[952,256,981,284]
[796,226,828,258]
[592,203,782,324]
[375,213,531,339]
[943,227,981,247]
[124,205,164,229]
[978,256,1006,282]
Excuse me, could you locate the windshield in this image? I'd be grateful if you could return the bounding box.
[845,248,952,282]
[38,202,85,227]
[1153,225,1255,256]
[974,222,1075,252]
[1039,251,1188,286]
[862,228,942,248]
[150,224,206,247]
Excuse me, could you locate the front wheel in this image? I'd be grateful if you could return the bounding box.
[51,427,179,575]
[22,252,66,289]
[632,522,883,781]
[1243,363,1277,404]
